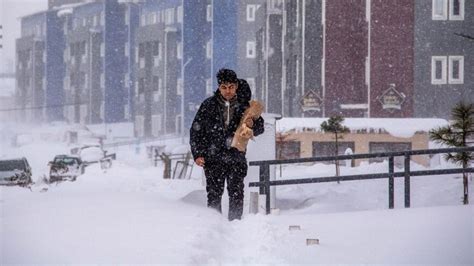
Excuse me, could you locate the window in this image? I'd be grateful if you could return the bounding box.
[313,142,355,157]
[124,73,130,87]
[206,40,212,59]
[158,78,163,96]
[153,76,159,92]
[206,78,213,95]
[100,73,105,88]
[247,5,257,22]
[141,14,146,26]
[207,5,212,22]
[177,78,183,95]
[140,57,145,69]
[165,8,175,25]
[125,10,129,26]
[93,15,98,27]
[449,0,464,20]
[177,6,183,23]
[448,56,464,84]
[152,114,162,136]
[432,0,448,20]
[276,141,301,160]
[150,13,156,24]
[246,41,256,58]
[84,73,88,89]
[177,42,182,59]
[431,56,447,84]
[125,42,129,57]
[433,0,464,20]
[100,42,105,57]
[369,142,411,166]
[159,42,163,61]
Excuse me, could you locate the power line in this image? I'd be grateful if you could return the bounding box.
[0,102,87,112]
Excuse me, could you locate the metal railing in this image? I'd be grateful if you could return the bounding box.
[249,146,474,214]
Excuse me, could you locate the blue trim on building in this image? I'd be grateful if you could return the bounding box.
[127,4,140,121]
[212,0,238,88]
[104,0,126,123]
[183,0,210,130]
[46,11,65,121]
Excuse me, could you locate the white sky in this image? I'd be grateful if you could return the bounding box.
[0,0,47,73]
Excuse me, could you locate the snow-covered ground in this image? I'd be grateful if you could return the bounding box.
[1,125,473,264]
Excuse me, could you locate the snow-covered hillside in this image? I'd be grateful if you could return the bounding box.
[0,125,473,264]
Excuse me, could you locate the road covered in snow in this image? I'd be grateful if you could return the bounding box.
[1,128,473,264]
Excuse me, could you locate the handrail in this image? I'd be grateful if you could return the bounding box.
[249,146,474,214]
[249,146,474,166]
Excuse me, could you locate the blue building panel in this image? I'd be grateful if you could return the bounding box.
[183,0,210,130]
[212,0,238,88]
[126,3,141,120]
[46,11,66,121]
[104,0,127,123]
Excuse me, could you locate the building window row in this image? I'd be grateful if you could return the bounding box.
[432,0,464,20]
[431,55,464,85]
[140,7,183,27]
[72,13,103,30]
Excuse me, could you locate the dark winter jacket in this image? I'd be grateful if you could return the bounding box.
[190,90,264,164]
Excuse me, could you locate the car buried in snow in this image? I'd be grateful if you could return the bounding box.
[71,144,116,169]
[48,155,85,182]
[0,157,33,186]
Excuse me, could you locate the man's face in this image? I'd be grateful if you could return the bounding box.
[219,82,238,101]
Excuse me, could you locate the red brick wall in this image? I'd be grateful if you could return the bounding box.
[370,0,414,117]
[325,0,368,117]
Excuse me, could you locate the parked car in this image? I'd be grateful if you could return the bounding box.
[49,155,84,182]
[0,157,32,186]
[71,144,116,169]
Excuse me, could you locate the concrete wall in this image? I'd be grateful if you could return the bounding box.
[280,131,430,166]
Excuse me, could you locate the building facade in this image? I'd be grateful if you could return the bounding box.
[16,10,65,123]
[414,0,473,119]
[62,0,138,125]
[135,0,211,138]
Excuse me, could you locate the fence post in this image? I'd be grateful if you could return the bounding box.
[388,156,394,209]
[259,163,271,215]
[404,153,411,208]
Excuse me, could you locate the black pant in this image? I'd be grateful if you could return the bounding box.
[204,151,248,221]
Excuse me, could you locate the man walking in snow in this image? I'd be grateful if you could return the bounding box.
[190,69,264,221]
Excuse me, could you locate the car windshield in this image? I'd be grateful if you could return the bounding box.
[0,160,26,171]
[54,157,78,165]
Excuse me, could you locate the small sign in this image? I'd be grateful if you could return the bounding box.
[300,89,323,112]
[306,238,320,245]
[378,84,406,111]
[289,225,301,231]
